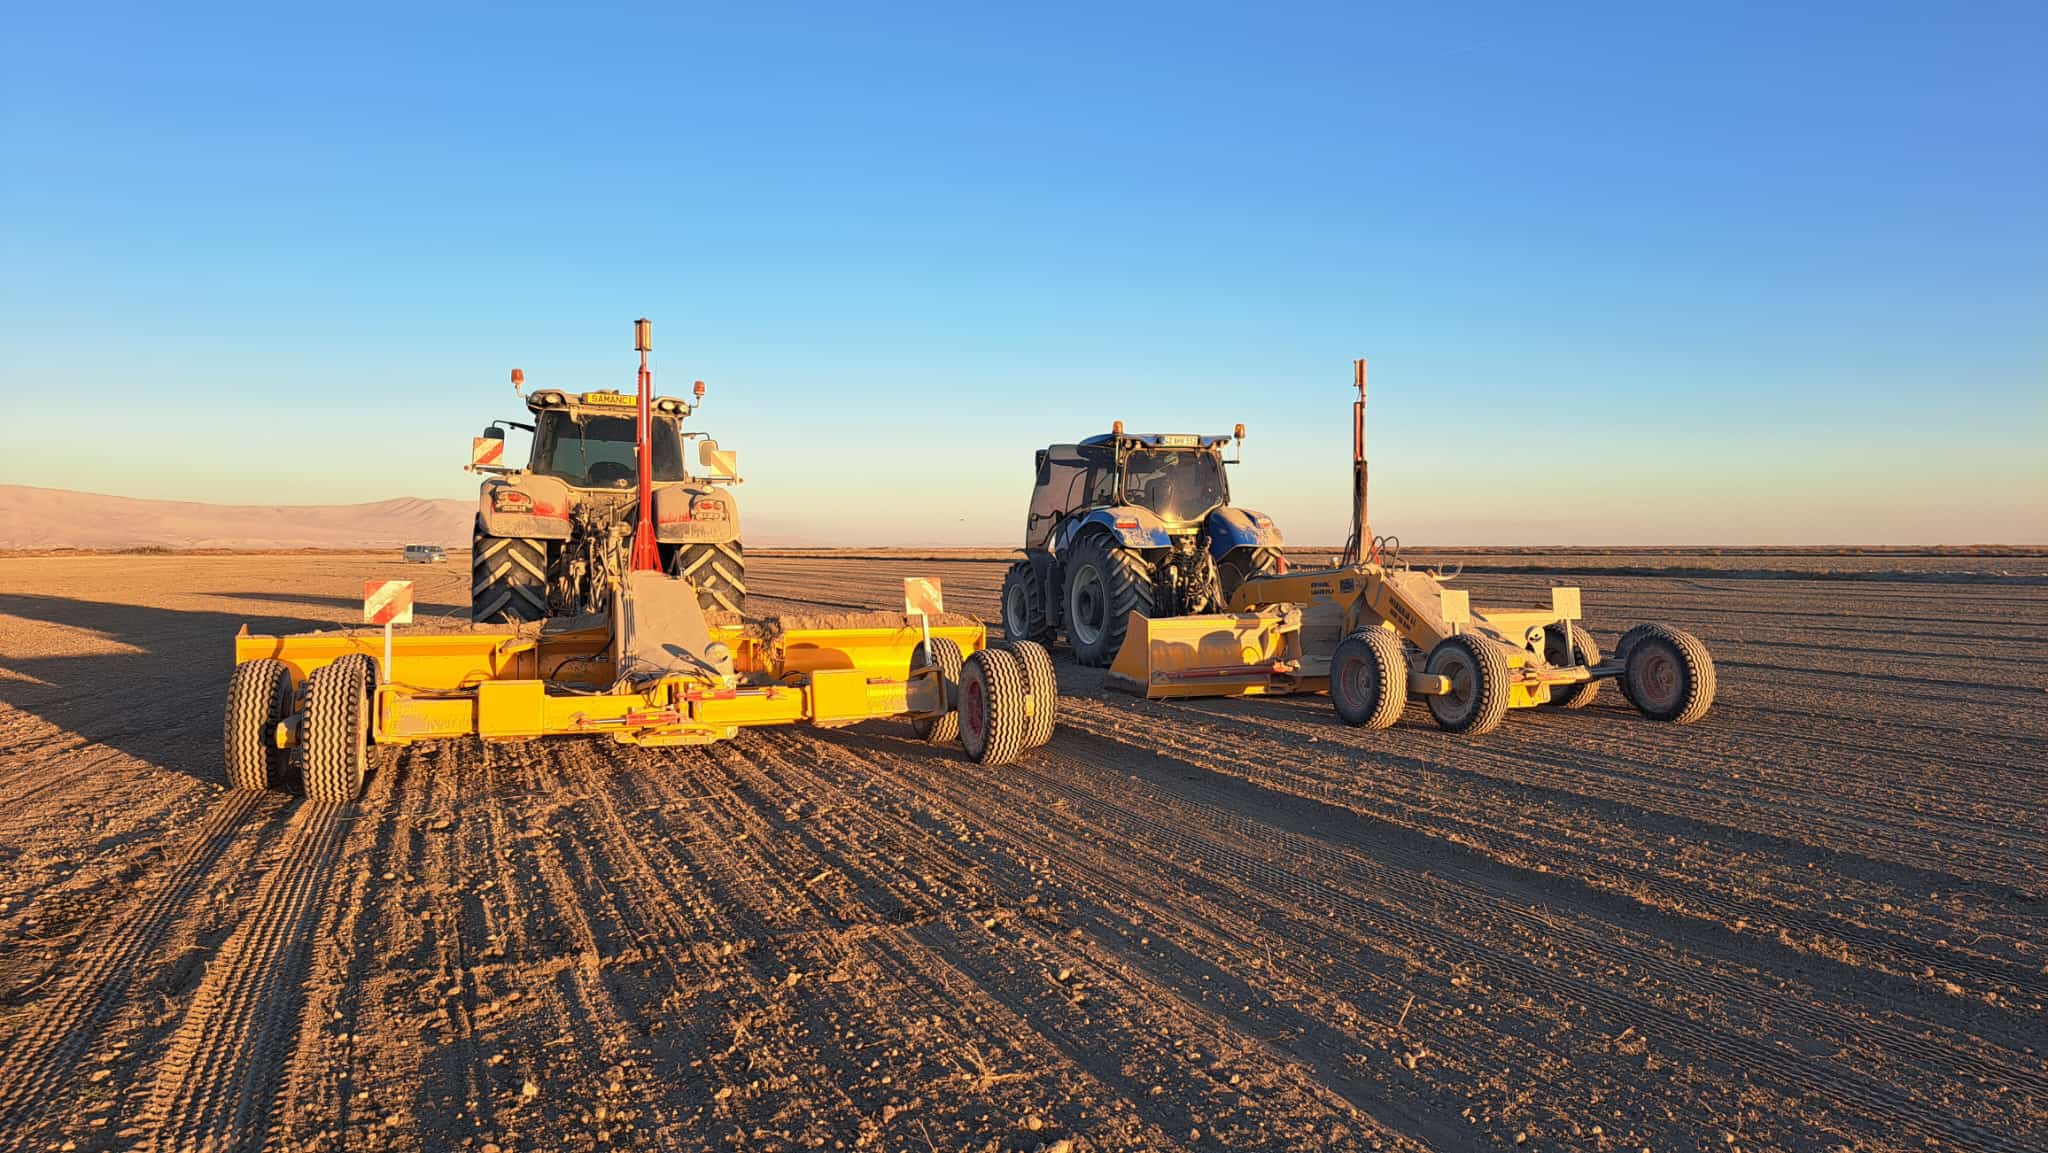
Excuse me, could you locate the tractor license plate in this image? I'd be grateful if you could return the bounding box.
[1158,434,1198,446]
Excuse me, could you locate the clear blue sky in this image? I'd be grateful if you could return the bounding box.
[4,1,2043,544]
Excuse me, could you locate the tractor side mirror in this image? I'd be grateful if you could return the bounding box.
[481,426,505,440]
[699,438,739,479]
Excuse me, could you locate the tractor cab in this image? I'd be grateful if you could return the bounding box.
[1009,423,1285,666]
[524,390,691,490]
[1027,431,1236,546]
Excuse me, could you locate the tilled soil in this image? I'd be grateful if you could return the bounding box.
[0,552,2042,1152]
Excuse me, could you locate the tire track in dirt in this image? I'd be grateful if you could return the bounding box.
[1067,693,2046,1004]
[265,741,435,1149]
[804,724,1698,1147]
[480,738,676,1146]
[725,727,1446,1149]
[792,710,2040,1152]
[999,735,2046,1153]
[134,798,351,1153]
[0,788,269,1131]
[585,731,1374,1149]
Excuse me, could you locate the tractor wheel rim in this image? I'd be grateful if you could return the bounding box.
[1004,583,1030,636]
[1639,649,1680,708]
[1070,564,1105,645]
[964,676,986,741]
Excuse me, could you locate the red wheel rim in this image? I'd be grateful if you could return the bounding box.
[1637,648,1681,710]
[963,675,986,741]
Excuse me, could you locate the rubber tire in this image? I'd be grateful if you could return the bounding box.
[1610,624,1656,708]
[1331,628,1407,730]
[1217,546,1285,606]
[1542,622,1602,710]
[1062,534,1154,667]
[471,517,548,623]
[303,656,372,803]
[911,637,964,745]
[1424,634,1513,735]
[1622,624,1717,724]
[224,659,293,791]
[1007,639,1058,748]
[1000,561,1050,643]
[959,648,1029,766]
[672,540,747,615]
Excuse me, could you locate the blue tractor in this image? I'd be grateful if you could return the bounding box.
[1001,426,1287,666]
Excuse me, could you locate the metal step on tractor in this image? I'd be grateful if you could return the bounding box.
[1000,424,1288,665]
[469,341,746,622]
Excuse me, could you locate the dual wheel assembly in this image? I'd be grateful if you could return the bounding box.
[224,655,375,804]
[911,639,1058,766]
[1330,623,1716,736]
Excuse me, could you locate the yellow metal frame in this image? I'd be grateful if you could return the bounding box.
[234,619,986,748]
[1108,563,1596,704]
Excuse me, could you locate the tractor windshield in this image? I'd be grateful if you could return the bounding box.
[1122,448,1228,524]
[531,411,685,489]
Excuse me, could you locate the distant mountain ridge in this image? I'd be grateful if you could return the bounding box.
[0,485,474,550]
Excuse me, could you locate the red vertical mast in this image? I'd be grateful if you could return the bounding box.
[629,317,663,573]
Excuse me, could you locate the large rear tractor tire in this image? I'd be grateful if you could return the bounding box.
[1622,624,1717,724]
[1000,561,1050,643]
[225,659,294,792]
[1331,627,1407,730]
[911,637,964,746]
[958,647,1029,766]
[1062,535,1155,667]
[1542,622,1602,710]
[672,540,747,615]
[1007,639,1058,748]
[1424,634,1512,735]
[1217,546,1285,606]
[471,518,548,623]
[302,655,373,803]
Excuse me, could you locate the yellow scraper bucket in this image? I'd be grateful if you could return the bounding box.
[1104,609,1312,699]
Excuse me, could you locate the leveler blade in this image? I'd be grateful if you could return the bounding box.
[615,571,734,685]
[1104,609,1305,699]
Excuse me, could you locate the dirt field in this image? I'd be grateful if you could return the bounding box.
[1,552,2043,1152]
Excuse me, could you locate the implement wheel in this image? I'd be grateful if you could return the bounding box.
[302,656,373,803]
[959,648,1029,766]
[1331,627,1407,730]
[1000,561,1049,643]
[1542,622,1602,710]
[1063,535,1154,667]
[911,638,964,745]
[224,659,293,792]
[1424,634,1512,735]
[1622,624,1717,724]
[1007,639,1058,748]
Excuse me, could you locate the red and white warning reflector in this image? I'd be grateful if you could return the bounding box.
[471,437,505,469]
[903,577,944,618]
[363,580,415,626]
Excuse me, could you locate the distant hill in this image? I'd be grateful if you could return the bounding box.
[0,485,474,550]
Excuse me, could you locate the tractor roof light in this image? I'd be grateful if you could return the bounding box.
[1235,423,1245,439]
[693,380,706,399]
[1112,420,1124,435]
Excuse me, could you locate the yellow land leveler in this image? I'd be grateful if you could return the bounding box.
[1107,361,1717,735]
[224,322,1057,804]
